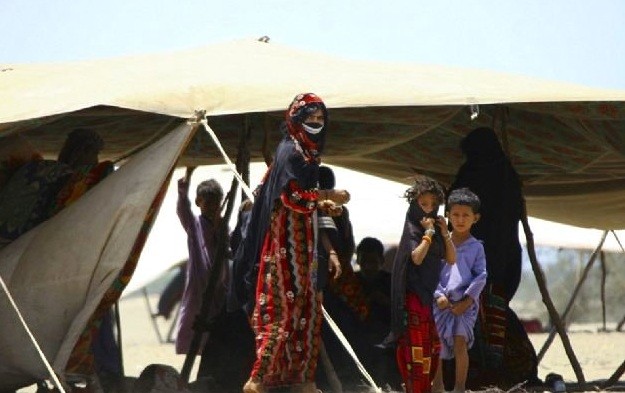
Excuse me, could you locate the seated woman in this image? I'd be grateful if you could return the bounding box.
[0,129,112,246]
[50,128,114,213]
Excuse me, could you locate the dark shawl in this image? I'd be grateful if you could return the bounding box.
[390,202,444,334]
[450,127,523,301]
[228,93,328,313]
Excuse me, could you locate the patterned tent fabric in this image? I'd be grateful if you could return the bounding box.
[1,39,625,228]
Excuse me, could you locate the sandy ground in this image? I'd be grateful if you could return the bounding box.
[19,294,625,391]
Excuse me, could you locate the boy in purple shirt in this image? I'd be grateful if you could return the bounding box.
[175,167,225,355]
[432,188,487,393]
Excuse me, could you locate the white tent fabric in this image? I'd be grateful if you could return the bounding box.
[2,39,623,123]
[2,39,625,229]
[0,123,194,390]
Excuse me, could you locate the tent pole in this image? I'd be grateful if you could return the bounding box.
[617,315,625,332]
[600,250,607,332]
[238,115,252,201]
[603,359,625,389]
[609,230,625,331]
[536,230,607,362]
[141,287,164,344]
[521,202,586,383]
[166,303,182,343]
[114,301,125,377]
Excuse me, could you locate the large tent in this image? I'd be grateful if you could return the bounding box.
[2,38,625,389]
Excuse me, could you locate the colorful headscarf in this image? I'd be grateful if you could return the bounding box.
[285,93,328,161]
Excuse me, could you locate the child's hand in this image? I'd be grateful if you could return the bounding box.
[435,216,449,237]
[451,296,473,316]
[184,166,197,182]
[420,217,435,231]
[436,295,450,310]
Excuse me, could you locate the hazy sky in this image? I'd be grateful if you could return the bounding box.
[2,1,625,89]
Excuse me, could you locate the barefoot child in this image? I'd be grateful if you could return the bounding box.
[388,176,456,393]
[432,188,487,393]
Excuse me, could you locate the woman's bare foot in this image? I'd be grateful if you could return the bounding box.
[243,378,266,393]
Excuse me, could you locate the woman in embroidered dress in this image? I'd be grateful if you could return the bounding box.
[234,93,348,393]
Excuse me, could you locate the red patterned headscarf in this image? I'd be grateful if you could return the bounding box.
[285,93,328,161]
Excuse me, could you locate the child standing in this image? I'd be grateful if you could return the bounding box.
[432,188,487,393]
[389,176,456,393]
[175,167,225,355]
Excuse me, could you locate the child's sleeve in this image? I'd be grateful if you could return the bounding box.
[176,178,194,232]
[463,243,488,302]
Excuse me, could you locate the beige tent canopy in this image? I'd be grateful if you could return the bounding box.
[3,39,625,229]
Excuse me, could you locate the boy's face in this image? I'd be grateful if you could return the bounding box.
[448,204,480,234]
[416,192,439,215]
[196,194,222,222]
[357,251,383,277]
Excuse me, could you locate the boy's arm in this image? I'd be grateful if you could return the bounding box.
[463,244,488,302]
[437,217,456,264]
[177,167,196,232]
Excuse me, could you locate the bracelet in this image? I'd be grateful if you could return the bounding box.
[329,251,337,255]
[422,235,432,244]
[425,228,436,237]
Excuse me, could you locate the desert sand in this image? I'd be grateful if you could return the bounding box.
[18,293,625,391]
[121,294,625,387]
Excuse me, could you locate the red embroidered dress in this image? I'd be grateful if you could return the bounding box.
[250,180,322,386]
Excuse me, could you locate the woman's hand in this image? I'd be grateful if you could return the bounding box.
[321,189,350,205]
[329,252,342,279]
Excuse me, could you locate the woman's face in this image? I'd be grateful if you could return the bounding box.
[304,108,325,127]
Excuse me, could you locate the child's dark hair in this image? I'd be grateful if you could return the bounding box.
[403,176,445,205]
[447,187,481,213]
[356,237,384,257]
[319,165,335,189]
[196,179,224,201]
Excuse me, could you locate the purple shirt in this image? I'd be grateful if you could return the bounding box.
[435,235,487,303]
[175,178,226,354]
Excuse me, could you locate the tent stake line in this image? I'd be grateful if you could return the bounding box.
[0,274,67,393]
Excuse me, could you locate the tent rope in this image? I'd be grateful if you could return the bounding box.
[322,307,381,392]
[0,274,66,393]
[200,119,254,200]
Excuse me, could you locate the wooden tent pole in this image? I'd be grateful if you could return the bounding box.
[520,203,586,383]
[238,115,251,200]
[603,359,625,389]
[617,314,625,332]
[536,230,607,363]
[600,251,607,332]
[610,230,625,332]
